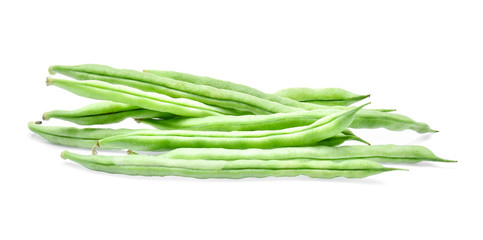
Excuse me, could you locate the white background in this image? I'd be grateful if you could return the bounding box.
[1,1,482,239]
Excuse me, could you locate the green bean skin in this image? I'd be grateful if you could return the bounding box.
[138,108,435,133]
[162,145,455,163]
[28,122,142,149]
[47,77,234,117]
[43,101,174,125]
[275,87,370,106]
[62,151,398,179]
[49,64,301,114]
[97,105,363,150]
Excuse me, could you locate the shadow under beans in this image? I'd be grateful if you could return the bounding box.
[406,133,434,145]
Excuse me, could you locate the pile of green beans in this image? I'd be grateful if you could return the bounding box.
[29,64,453,179]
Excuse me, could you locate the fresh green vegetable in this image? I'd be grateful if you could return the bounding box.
[28,121,143,149]
[162,145,454,163]
[43,101,175,125]
[28,122,367,149]
[144,69,323,110]
[96,105,364,150]
[145,70,388,111]
[138,108,435,133]
[47,77,237,117]
[49,64,301,114]
[62,151,401,179]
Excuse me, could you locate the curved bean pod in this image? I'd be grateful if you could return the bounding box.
[145,70,392,111]
[162,145,455,163]
[28,123,364,149]
[138,108,435,133]
[144,69,325,110]
[43,101,175,125]
[62,151,399,179]
[47,77,235,117]
[97,105,363,150]
[49,64,301,114]
[275,87,370,106]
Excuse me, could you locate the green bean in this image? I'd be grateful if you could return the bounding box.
[137,108,435,133]
[140,115,369,146]
[138,114,368,146]
[275,87,370,106]
[28,121,142,149]
[162,145,455,163]
[28,123,364,150]
[62,151,400,179]
[144,69,324,110]
[97,105,364,150]
[43,101,175,125]
[145,70,392,112]
[47,77,236,117]
[49,64,301,114]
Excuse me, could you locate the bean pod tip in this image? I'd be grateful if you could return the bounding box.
[48,65,56,75]
[60,151,68,159]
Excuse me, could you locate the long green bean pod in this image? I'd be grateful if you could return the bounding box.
[62,151,400,179]
[28,123,365,150]
[274,87,370,106]
[43,101,175,125]
[144,69,324,110]
[162,145,455,163]
[49,64,302,114]
[145,70,393,111]
[28,121,142,149]
[47,77,237,117]
[137,108,435,133]
[97,105,364,150]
